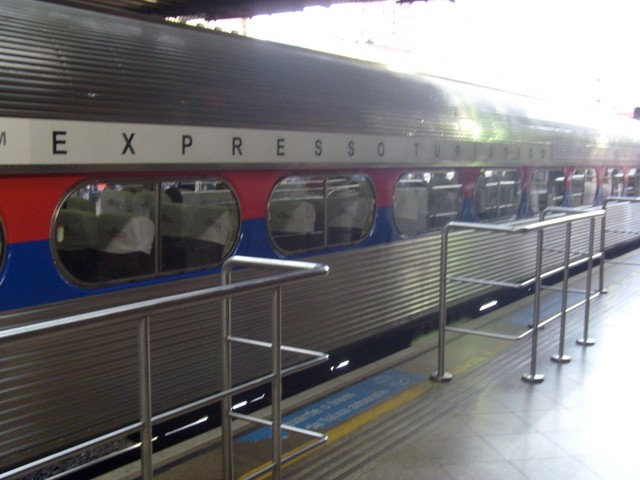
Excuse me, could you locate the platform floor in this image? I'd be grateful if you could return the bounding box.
[101,247,640,480]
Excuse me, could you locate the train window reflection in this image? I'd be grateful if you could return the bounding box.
[393,170,461,235]
[531,169,565,213]
[269,174,375,253]
[627,168,639,196]
[602,168,625,201]
[475,169,521,221]
[54,179,239,284]
[160,180,239,271]
[571,168,597,206]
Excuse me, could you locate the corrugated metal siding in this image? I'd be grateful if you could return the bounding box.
[0,209,638,469]
[0,0,444,134]
[604,202,640,248]
[2,0,640,154]
[0,318,139,469]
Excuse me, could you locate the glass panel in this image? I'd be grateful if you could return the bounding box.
[603,168,625,201]
[394,170,461,234]
[611,169,625,197]
[269,176,325,252]
[326,175,375,246]
[55,182,156,282]
[626,168,638,196]
[572,168,596,206]
[530,169,549,214]
[54,178,240,284]
[549,169,566,207]
[160,180,239,271]
[475,169,521,221]
[269,174,375,253]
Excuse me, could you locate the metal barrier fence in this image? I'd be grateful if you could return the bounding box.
[600,197,640,291]
[431,208,604,384]
[221,256,329,480]
[0,256,329,480]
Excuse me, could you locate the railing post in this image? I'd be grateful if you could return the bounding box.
[431,224,453,382]
[138,315,154,480]
[598,196,640,293]
[551,222,572,363]
[221,265,234,480]
[577,217,597,346]
[522,229,545,383]
[218,256,329,479]
[599,199,608,294]
[271,286,283,479]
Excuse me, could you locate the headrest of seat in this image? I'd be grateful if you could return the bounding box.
[97,212,155,254]
[160,203,188,237]
[187,205,234,245]
[55,209,98,250]
[66,197,95,213]
[98,189,133,214]
[133,191,157,218]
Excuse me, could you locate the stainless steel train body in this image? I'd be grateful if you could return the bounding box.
[1,0,640,472]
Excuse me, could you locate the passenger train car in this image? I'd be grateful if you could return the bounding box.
[1,0,640,473]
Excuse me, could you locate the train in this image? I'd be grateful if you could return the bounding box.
[2,0,640,474]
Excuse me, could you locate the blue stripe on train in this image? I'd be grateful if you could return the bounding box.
[0,209,398,311]
[1,240,77,310]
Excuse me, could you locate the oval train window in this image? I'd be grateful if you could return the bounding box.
[393,170,461,235]
[53,179,240,284]
[268,174,375,253]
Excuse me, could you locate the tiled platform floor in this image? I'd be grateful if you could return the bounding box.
[284,250,640,480]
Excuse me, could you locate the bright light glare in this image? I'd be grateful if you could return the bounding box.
[164,416,209,436]
[184,0,640,115]
[133,436,159,447]
[479,300,498,312]
[331,360,350,371]
[232,400,248,410]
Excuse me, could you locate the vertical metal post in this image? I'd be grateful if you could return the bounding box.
[598,201,607,294]
[431,225,453,382]
[138,315,154,480]
[577,217,596,346]
[523,229,545,383]
[551,222,572,363]
[221,266,234,480]
[272,286,283,479]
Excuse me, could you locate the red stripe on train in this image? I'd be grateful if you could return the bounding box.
[0,169,398,244]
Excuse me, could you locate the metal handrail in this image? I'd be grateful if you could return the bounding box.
[600,196,640,292]
[0,256,329,480]
[539,207,598,358]
[431,208,604,385]
[220,256,329,480]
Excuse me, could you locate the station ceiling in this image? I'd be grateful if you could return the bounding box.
[44,0,396,19]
